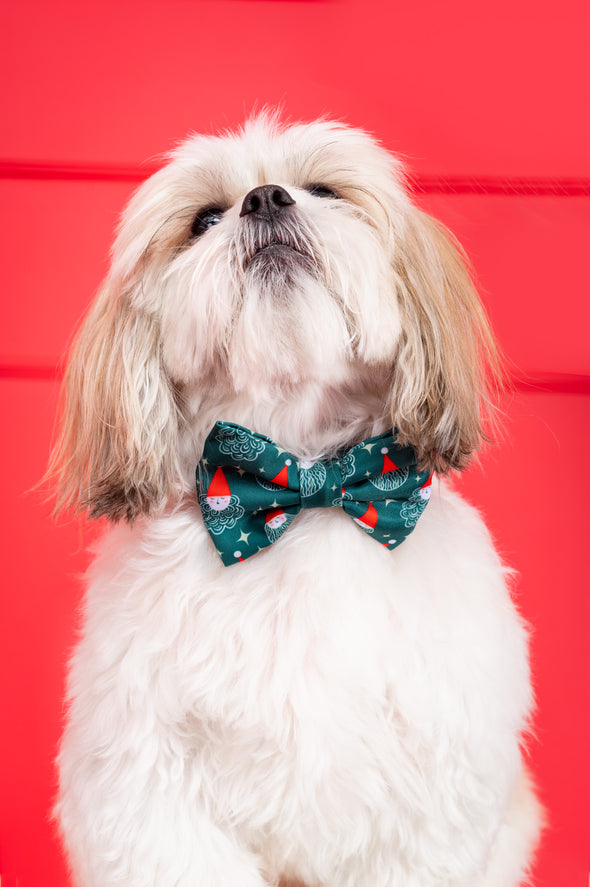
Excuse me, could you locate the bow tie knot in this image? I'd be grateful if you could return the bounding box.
[300,460,342,510]
[197,422,432,566]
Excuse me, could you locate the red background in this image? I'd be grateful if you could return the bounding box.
[1,1,589,884]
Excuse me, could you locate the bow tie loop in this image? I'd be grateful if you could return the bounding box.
[197,422,432,566]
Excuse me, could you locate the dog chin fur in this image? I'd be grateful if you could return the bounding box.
[50,112,543,886]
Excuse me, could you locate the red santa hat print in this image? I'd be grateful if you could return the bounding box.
[206,467,232,512]
[380,447,399,475]
[270,459,292,488]
[354,502,378,533]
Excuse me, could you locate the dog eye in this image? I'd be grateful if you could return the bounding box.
[191,207,224,238]
[306,184,340,200]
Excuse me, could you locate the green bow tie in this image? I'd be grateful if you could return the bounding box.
[196,422,432,566]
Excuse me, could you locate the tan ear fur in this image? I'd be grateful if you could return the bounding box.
[48,284,183,521]
[391,208,503,474]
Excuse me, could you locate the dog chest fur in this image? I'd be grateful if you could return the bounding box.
[59,482,532,886]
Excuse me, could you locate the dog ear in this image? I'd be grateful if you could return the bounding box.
[390,207,503,474]
[48,282,184,521]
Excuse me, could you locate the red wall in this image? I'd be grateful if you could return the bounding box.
[1,1,589,884]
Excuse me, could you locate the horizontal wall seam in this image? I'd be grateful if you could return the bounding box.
[1,161,590,196]
[1,363,589,393]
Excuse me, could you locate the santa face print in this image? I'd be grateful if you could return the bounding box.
[207,495,231,512]
[204,467,233,512]
[267,513,287,531]
[399,480,432,529]
[198,493,245,536]
[264,508,293,544]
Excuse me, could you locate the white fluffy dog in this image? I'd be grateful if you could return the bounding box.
[50,114,542,887]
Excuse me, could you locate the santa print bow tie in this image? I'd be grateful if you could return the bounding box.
[196,422,433,566]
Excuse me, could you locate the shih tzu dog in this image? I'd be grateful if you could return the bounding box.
[49,113,542,887]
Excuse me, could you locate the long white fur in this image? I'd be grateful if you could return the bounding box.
[53,114,542,886]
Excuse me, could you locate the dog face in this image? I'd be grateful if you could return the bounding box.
[112,118,408,392]
[49,114,500,521]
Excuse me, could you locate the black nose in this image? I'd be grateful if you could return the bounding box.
[239,184,296,219]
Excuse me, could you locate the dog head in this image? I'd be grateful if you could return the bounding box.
[49,113,501,521]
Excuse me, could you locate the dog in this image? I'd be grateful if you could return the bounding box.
[49,113,542,887]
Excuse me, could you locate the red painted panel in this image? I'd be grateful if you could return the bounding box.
[415,193,590,377]
[455,391,590,886]
[0,380,97,887]
[2,0,590,176]
[2,0,589,883]
[0,179,135,363]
